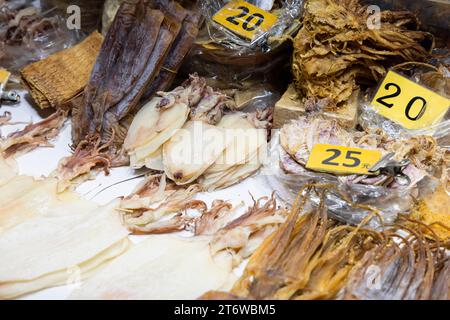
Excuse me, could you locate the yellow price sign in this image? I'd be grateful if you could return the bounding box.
[212,0,278,41]
[306,144,382,175]
[371,71,450,130]
[0,68,10,86]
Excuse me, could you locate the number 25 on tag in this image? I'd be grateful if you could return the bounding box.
[306,144,382,175]
[371,71,450,130]
[213,0,278,40]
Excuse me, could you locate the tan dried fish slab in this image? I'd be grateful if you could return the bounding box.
[21,32,103,109]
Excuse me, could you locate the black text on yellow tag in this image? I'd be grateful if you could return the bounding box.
[371,71,450,130]
[212,0,278,41]
[306,144,382,175]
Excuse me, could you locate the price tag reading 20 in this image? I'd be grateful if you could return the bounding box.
[212,0,278,40]
[371,71,450,130]
[306,144,382,175]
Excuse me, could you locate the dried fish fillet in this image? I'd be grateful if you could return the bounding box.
[0,110,67,159]
[21,32,103,109]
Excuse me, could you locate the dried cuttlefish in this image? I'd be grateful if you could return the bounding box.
[0,109,67,159]
[70,193,286,299]
[292,0,432,109]
[201,185,450,300]
[279,116,447,188]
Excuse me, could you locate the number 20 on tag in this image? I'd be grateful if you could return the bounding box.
[213,0,278,40]
[371,71,450,130]
[306,144,382,175]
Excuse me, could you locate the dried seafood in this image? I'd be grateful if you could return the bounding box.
[279,116,447,188]
[201,185,450,300]
[0,109,67,159]
[0,198,129,299]
[72,0,202,158]
[292,0,432,109]
[119,174,201,234]
[70,194,286,300]
[21,32,103,109]
[53,134,112,192]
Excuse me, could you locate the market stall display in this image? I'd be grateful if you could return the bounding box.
[0,0,448,301]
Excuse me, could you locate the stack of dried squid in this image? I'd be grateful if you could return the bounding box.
[71,0,202,164]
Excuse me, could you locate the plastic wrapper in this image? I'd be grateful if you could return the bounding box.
[261,131,440,228]
[0,2,79,72]
[199,0,302,53]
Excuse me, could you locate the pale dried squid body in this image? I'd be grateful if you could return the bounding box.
[163,121,230,185]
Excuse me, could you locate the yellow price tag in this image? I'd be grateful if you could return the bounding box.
[212,0,278,41]
[0,68,10,86]
[306,144,382,175]
[371,71,450,130]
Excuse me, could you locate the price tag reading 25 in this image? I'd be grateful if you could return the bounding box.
[213,0,278,40]
[306,144,382,175]
[371,71,450,130]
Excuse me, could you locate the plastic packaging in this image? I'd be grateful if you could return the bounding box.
[0,2,79,72]
[199,0,303,53]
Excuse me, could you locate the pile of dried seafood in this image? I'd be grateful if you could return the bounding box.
[279,115,448,189]
[292,0,433,109]
[124,74,270,190]
[201,185,450,300]
[70,193,287,299]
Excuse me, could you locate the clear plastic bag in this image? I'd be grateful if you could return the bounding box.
[0,3,80,72]
[261,130,440,228]
[198,0,303,54]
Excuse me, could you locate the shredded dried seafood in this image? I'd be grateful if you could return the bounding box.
[0,109,67,159]
[0,154,16,186]
[279,116,447,188]
[201,185,450,300]
[292,0,432,109]
[0,111,11,126]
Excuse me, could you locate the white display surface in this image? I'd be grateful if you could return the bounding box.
[1,90,275,300]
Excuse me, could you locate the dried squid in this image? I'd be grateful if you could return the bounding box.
[279,115,447,189]
[0,110,67,159]
[292,0,432,109]
[0,174,130,299]
[70,195,286,299]
[202,185,450,300]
